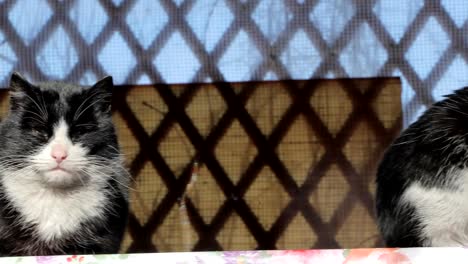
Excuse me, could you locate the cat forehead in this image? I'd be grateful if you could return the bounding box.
[36,81,89,96]
[28,82,91,108]
[16,82,92,115]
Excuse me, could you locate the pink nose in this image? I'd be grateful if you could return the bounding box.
[51,144,68,163]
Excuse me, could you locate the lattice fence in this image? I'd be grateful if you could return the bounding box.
[0,0,466,126]
[107,78,399,252]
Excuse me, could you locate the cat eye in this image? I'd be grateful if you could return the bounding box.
[31,129,48,140]
[74,123,97,134]
[75,124,96,129]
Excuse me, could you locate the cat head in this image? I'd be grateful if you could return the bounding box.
[0,73,121,189]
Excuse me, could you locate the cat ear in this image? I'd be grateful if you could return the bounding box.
[92,76,113,92]
[90,76,113,114]
[10,72,33,93]
[9,72,34,110]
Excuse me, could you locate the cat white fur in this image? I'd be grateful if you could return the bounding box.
[402,172,468,246]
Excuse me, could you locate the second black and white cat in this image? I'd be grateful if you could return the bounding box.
[0,73,129,255]
[377,87,468,247]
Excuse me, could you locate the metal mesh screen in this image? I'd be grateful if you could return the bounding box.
[0,0,465,126]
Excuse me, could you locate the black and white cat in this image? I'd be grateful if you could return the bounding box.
[0,73,129,255]
[376,87,468,247]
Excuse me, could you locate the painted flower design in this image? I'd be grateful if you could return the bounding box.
[344,248,411,264]
[66,255,85,263]
[27,249,413,264]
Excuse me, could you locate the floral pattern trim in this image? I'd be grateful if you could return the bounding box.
[3,247,468,264]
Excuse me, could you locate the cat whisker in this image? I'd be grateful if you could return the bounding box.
[106,145,125,157]
[22,109,47,124]
[73,88,101,121]
[2,158,29,162]
[75,172,87,187]
[0,153,41,160]
[0,161,32,169]
[74,98,107,122]
[78,168,121,193]
[39,91,48,118]
[80,166,135,192]
[0,166,37,181]
[23,93,47,121]
[85,159,135,185]
[73,88,109,122]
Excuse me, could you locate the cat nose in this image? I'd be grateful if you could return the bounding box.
[51,144,68,163]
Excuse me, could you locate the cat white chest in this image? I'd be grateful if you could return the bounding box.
[1,173,107,242]
[402,172,468,246]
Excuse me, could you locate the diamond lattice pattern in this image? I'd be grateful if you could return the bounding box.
[0,78,396,252]
[0,0,465,126]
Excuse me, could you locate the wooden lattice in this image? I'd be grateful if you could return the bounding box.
[115,78,402,252]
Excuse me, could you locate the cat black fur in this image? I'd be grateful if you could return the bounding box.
[376,86,468,247]
[0,73,129,255]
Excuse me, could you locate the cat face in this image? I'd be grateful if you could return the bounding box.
[0,73,120,189]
